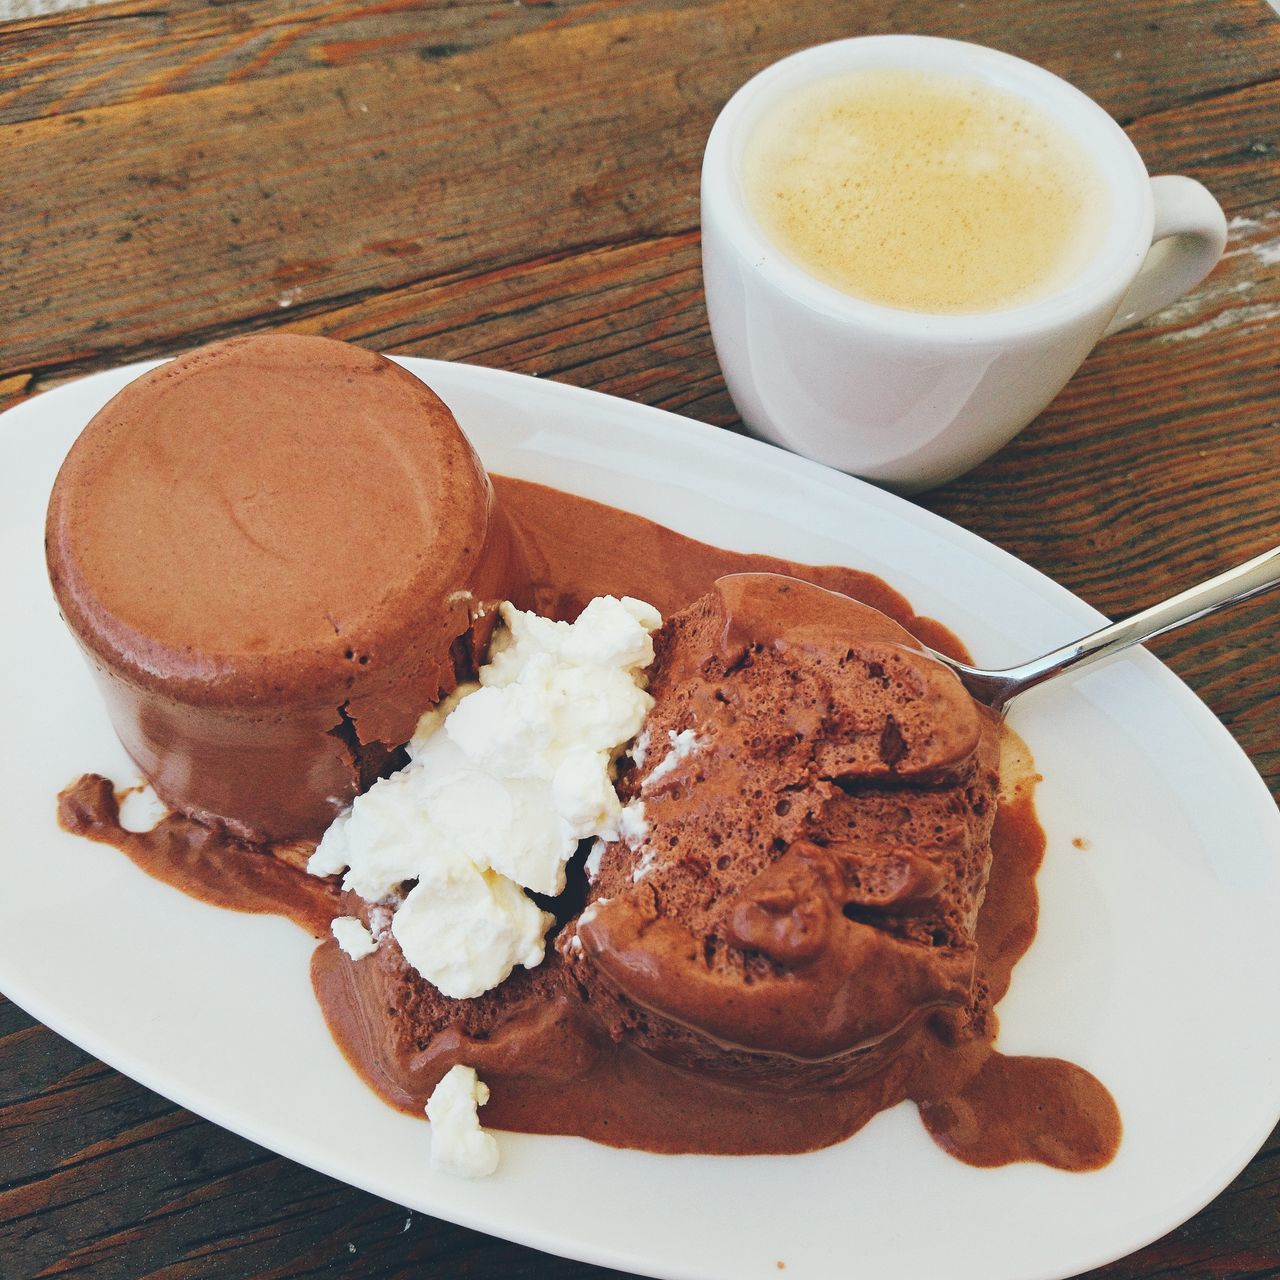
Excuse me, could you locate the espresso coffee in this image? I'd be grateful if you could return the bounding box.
[741,67,1109,314]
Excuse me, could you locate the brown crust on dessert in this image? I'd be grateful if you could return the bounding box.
[45,334,527,840]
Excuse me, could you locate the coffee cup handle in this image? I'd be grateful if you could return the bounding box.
[1104,175,1228,335]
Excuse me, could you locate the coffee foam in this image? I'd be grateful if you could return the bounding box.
[742,67,1110,314]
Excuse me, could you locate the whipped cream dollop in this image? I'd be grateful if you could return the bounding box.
[330,916,378,960]
[309,595,661,999]
[426,1065,499,1178]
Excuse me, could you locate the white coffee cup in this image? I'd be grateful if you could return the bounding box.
[700,36,1228,492]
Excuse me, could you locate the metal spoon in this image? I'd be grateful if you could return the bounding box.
[932,546,1280,713]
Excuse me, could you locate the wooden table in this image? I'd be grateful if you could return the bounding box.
[2,1,1278,1276]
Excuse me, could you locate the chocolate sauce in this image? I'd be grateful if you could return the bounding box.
[57,775,340,937]
[56,475,1120,1170]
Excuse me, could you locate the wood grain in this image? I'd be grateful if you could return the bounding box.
[1,0,1279,1276]
[4,0,1280,394]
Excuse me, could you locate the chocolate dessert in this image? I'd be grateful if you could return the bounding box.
[52,349,1118,1170]
[46,335,526,842]
[298,571,1115,1165]
[569,573,1001,1090]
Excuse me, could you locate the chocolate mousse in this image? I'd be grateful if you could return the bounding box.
[53,383,1119,1169]
[298,571,1115,1165]
[569,573,1001,1089]
[46,334,526,842]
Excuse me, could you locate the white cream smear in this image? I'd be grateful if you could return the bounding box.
[308,595,660,1000]
[426,1064,499,1178]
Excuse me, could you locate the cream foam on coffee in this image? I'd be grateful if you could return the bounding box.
[741,67,1110,314]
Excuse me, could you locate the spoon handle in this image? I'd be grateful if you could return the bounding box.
[998,545,1280,702]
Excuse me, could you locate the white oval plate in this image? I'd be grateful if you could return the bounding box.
[2,358,1278,1280]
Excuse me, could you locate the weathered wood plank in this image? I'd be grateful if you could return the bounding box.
[5,0,1280,391]
[0,0,677,127]
[2,5,721,377]
[3,0,1278,130]
[0,371,32,411]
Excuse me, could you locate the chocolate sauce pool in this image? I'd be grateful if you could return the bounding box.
[58,476,1120,1169]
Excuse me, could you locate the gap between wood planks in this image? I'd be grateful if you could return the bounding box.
[0,226,702,409]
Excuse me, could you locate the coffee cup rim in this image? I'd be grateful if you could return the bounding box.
[701,34,1155,341]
